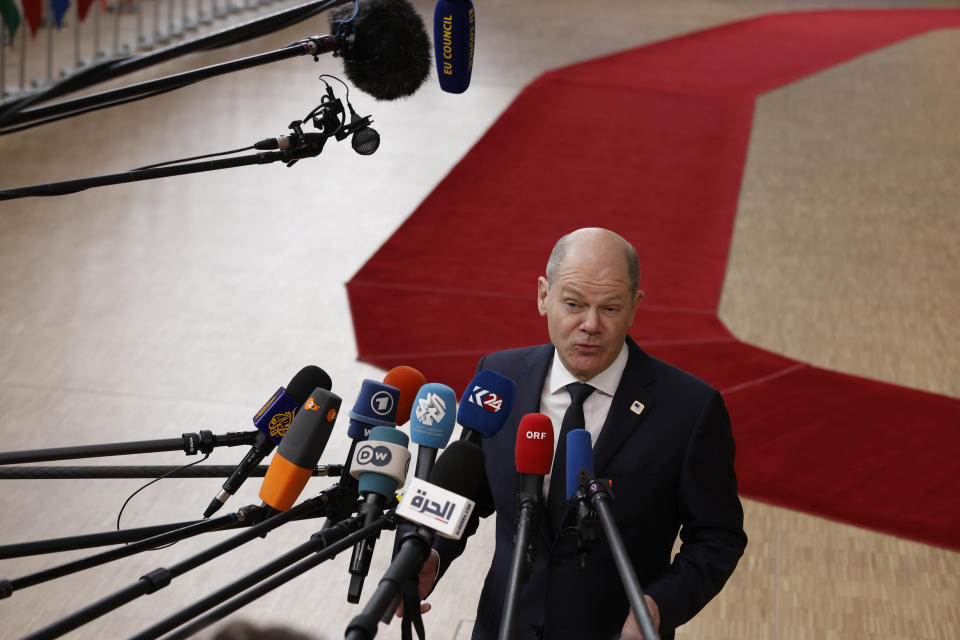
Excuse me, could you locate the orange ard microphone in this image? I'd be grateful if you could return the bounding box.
[500,413,554,640]
[383,365,426,427]
[258,388,341,513]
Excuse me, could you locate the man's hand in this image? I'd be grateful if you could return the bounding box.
[620,596,660,640]
[395,548,441,617]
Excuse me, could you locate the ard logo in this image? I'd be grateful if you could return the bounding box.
[268,410,295,438]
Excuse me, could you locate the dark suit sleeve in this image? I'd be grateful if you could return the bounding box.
[432,354,497,583]
[642,389,747,630]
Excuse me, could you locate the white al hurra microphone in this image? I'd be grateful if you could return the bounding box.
[396,477,474,539]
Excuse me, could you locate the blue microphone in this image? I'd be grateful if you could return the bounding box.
[348,379,401,442]
[409,382,457,480]
[565,429,594,500]
[457,370,515,444]
[434,0,475,93]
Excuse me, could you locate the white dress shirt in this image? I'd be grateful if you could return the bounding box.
[539,342,629,498]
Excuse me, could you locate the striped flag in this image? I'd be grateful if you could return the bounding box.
[0,0,22,39]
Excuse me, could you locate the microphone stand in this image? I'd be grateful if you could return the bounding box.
[0,34,343,131]
[581,471,661,640]
[0,430,257,465]
[0,463,343,479]
[497,477,542,640]
[128,510,391,640]
[17,492,333,640]
[0,138,329,200]
[345,523,435,640]
[0,506,269,599]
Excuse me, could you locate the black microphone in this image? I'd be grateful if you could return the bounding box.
[203,366,332,518]
[329,0,432,100]
[498,414,553,640]
[346,440,484,640]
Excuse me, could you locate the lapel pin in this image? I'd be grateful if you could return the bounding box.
[630,400,645,415]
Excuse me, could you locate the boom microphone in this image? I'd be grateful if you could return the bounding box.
[258,388,342,513]
[433,0,475,93]
[457,370,515,445]
[329,0,432,100]
[203,366,332,518]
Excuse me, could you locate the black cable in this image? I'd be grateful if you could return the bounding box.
[116,454,210,549]
[135,146,257,171]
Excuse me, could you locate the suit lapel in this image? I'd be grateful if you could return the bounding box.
[593,338,657,476]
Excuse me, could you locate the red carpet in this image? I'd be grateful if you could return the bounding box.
[347,11,960,550]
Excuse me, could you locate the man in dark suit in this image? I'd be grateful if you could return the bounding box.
[413,228,746,639]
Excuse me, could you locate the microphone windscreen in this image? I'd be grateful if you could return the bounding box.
[356,426,410,497]
[260,388,341,511]
[433,0,474,93]
[429,440,484,497]
[330,0,431,100]
[348,379,401,441]
[252,366,332,444]
[565,429,593,500]
[286,365,333,400]
[410,383,456,449]
[383,365,426,426]
[515,413,554,475]
[457,370,515,438]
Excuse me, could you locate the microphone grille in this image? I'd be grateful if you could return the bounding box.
[351,127,380,155]
[515,413,554,475]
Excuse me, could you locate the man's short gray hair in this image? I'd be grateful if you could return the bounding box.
[545,230,641,293]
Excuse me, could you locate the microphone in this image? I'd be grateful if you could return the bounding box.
[383,366,426,427]
[565,429,598,569]
[409,383,457,480]
[433,0,475,93]
[203,366,332,518]
[498,414,553,640]
[347,425,411,603]
[347,380,401,444]
[346,440,484,640]
[258,388,342,513]
[457,370,516,445]
[329,0,432,101]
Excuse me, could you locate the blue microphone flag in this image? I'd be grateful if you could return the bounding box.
[457,370,515,438]
[348,380,401,441]
[434,0,475,93]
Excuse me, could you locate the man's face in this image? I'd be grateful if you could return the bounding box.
[538,244,642,381]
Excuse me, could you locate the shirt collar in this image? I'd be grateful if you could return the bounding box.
[547,341,629,397]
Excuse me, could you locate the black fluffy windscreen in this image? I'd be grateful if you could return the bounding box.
[330,0,432,100]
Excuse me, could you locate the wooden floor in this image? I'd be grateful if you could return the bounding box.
[1,1,958,639]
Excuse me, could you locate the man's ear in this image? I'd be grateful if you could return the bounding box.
[537,277,550,317]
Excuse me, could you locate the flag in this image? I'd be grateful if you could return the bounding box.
[77,0,92,21]
[21,0,40,36]
[0,0,22,39]
[50,0,69,28]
